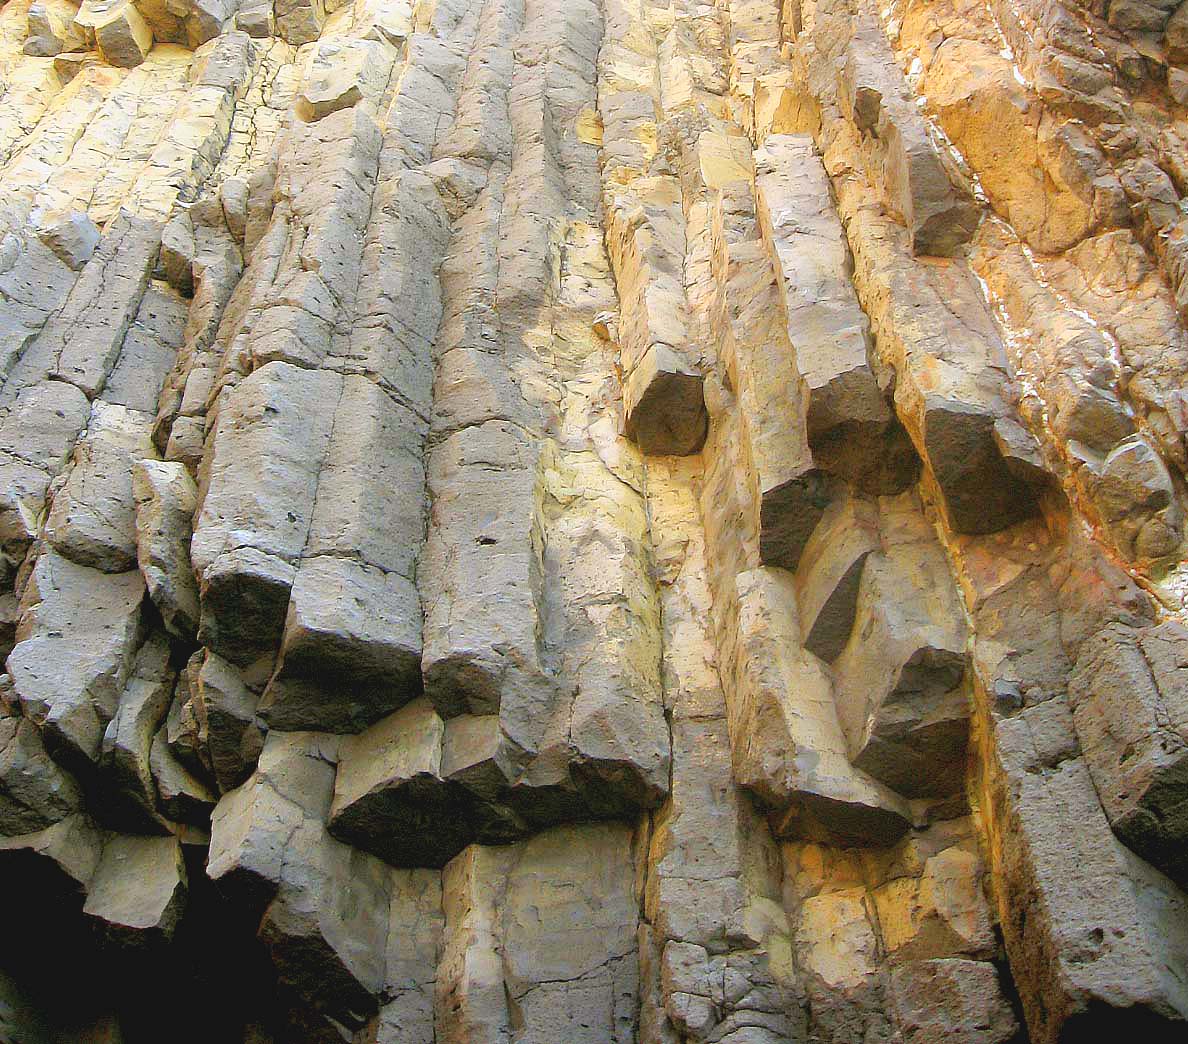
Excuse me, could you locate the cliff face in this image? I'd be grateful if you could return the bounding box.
[2,0,1188,1041]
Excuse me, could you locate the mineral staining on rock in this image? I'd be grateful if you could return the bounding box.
[2,0,1188,1040]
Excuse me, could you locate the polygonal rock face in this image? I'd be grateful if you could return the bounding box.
[0,703,83,836]
[9,552,145,769]
[832,496,970,798]
[296,38,394,122]
[4,0,1188,1040]
[131,459,200,638]
[1071,621,1188,888]
[83,834,187,943]
[76,0,154,67]
[731,566,912,846]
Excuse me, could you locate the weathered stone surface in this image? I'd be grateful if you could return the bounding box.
[263,376,424,733]
[604,174,706,456]
[82,834,187,944]
[755,133,912,494]
[832,493,970,797]
[889,959,1018,1043]
[131,459,200,638]
[732,566,912,845]
[45,403,154,574]
[296,37,393,122]
[327,698,463,867]
[194,651,264,793]
[921,34,1125,255]
[839,9,980,256]
[0,702,83,836]
[100,633,175,827]
[9,551,145,768]
[989,697,1188,1040]
[794,490,880,662]
[208,731,391,1026]
[34,210,100,270]
[0,1,1187,1039]
[0,382,92,584]
[191,362,337,665]
[436,823,639,1044]
[1070,621,1188,888]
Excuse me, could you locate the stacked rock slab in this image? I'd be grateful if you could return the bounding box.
[3,0,1188,1041]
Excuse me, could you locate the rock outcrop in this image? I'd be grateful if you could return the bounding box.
[3,0,1188,1040]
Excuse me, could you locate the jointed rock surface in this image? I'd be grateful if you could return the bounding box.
[3,0,1188,1041]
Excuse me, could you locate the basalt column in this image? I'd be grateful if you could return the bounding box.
[3,0,1188,1042]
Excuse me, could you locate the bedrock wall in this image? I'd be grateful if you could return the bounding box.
[3,0,1188,1041]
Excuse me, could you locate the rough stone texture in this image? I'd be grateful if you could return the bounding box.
[1,0,1188,1039]
[131,458,201,638]
[1070,620,1188,889]
[832,492,970,798]
[82,833,188,944]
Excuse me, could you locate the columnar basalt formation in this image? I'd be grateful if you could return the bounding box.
[5,0,1188,1041]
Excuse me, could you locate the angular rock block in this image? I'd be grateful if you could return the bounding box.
[9,551,145,769]
[25,0,86,56]
[35,209,100,269]
[1070,621,1188,888]
[420,424,547,719]
[45,402,154,574]
[991,699,1188,1040]
[436,823,639,1044]
[660,938,805,1042]
[330,657,665,866]
[133,0,238,47]
[369,868,442,1044]
[755,133,914,493]
[711,180,833,572]
[149,729,217,825]
[869,838,995,962]
[131,459,200,638]
[622,344,708,457]
[730,566,911,845]
[194,652,264,793]
[794,490,880,662]
[191,362,337,666]
[0,703,83,836]
[296,37,394,122]
[605,176,706,456]
[838,11,979,256]
[76,0,154,68]
[832,495,969,797]
[100,634,176,828]
[263,377,424,733]
[0,381,91,583]
[327,698,471,868]
[264,556,422,731]
[45,211,161,399]
[82,834,187,945]
[274,0,324,44]
[208,732,392,1028]
[793,885,893,1041]
[923,36,1124,255]
[1091,434,1184,562]
[0,813,104,894]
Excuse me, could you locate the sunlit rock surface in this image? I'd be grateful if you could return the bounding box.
[2,0,1188,1040]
